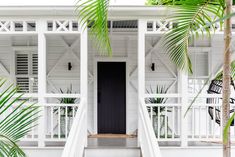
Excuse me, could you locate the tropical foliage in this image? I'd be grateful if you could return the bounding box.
[54,85,79,116]
[76,0,111,55]
[0,78,39,157]
[158,0,225,73]
[146,85,169,114]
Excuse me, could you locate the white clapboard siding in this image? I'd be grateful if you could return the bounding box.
[0,32,222,135]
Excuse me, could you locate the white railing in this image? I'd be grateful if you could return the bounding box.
[144,93,235,146]
[44,103,78,141]
[61,98,87,157]
[139,98,162,157]
[187,94,235,143]
[7,93,81,146]
[145,94,181,142]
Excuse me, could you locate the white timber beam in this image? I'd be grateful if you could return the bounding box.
[80,24,88,146]
[37,19,47,147]
[178,70,188,147]
[138,19,146,145]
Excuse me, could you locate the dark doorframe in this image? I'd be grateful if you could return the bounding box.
[97,62,126,134]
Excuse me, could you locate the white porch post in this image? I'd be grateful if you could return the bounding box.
[37,19,47,147]
[138,19,146,144]
[178,71,188,147]
[80,25,88,146]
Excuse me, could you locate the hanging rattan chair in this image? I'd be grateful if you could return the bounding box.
[207,79,235,126]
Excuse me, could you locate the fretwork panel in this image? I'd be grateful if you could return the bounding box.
[0,21,36,32]
[146,20,172,34]
[144,20,226,34]
[47,20,79,32]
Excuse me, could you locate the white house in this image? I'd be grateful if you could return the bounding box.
[0,5,235,157]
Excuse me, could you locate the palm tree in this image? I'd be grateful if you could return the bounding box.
[0,78,39,157]
[156,1,232,157]
[76,0,233,157]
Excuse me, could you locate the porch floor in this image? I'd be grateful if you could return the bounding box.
[87,137,138,148]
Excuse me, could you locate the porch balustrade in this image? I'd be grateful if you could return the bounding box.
[145,93,235,145]
[6,93,81,145]
[10,92,234,147]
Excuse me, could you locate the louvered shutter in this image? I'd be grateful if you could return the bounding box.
[32,54,38,93]
[16,53,29,93]
[16,53,29,75]
[15,52,38,93]
[32,54,38,75]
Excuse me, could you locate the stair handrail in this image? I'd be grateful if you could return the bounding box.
[61,98,87,157]
[139,98,162,157]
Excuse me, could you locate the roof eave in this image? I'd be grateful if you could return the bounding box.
[0,5,169,18]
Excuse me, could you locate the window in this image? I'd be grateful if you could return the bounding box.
[188,51,209,94]
[15,51,38,93]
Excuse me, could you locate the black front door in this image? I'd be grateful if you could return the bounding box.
[98,62,126,134]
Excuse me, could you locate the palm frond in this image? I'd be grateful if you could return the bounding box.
[0,78,40,157]
[161,0,223,73]
[76,0,112,55]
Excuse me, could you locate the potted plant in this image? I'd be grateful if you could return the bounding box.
[146,85,172,138]
[54,85,79,137]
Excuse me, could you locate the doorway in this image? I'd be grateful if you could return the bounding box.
[97,62,126,134]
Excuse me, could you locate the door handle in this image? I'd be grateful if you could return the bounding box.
[98,92,101,103]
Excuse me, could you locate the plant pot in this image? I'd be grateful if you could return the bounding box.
[152,115,169,138]
[60,115,73,137]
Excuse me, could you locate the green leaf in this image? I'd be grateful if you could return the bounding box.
[76,0,112,55]
[0,78,40,156]
[161,1,223,73]
[223,112,235,144]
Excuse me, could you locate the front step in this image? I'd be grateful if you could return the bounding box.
[84,148,141,157]
[84,137,141,157]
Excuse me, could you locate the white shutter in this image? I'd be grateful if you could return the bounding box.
[16,53,29,75]
[15,52,38,93]
[32,77,38,93]
[16,77,29,93]
[32,54,38,93]
[32,53,38,75]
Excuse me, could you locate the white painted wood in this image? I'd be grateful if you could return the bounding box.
[138,19,146,145]
[12,46,37,51]
[80,25,88,146]
[178,71,188,147]
[47,37,79,77]
[85,148,141,157]
[37,19,47,147]
[0,13,230,151]
[61,99,86,157]
[0,61,10,77]
[139,98,162,157]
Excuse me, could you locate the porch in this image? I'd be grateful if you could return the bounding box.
[0,6,235,157]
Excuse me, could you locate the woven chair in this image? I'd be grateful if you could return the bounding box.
[207,79,235,126]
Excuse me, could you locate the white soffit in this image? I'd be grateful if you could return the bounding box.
[0,6,168,18]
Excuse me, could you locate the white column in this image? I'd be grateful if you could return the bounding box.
[80,25,88,146]
[37,19,47,147]
[178,71,188,147]
[138,19,146,144]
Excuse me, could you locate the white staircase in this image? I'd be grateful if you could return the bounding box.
[62,98,162,157]
[84,138,141,157]
[84,148,141,157]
